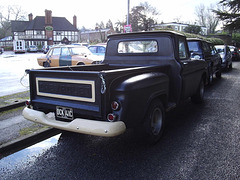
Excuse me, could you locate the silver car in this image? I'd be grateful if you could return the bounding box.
[215,45,232,69]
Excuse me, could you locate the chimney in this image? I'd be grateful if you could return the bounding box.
[73,15,77,29]
[45,10,52,25]
[28,13,33,21]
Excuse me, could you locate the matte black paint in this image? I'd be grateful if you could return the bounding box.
[27,31,207,129]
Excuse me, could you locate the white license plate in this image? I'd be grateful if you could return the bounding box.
[56,106,73,120]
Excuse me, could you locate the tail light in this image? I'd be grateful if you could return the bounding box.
[25,100,31,106]
[111,101,120,111]
[107,113,117,122]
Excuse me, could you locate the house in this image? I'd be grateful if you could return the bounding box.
[11,10,78,49]
[80,28,115,44]
[152,22,208,35]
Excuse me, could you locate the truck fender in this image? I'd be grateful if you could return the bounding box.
[115,72,169,92]
[112,72,169,128]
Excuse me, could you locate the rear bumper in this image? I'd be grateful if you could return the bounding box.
[22,107,126,137]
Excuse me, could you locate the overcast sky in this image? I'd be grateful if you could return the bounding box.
[2,0,220,29]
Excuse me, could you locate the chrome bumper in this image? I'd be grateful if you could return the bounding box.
[22,107,126,137]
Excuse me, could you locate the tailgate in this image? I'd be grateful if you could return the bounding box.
[29,69,103,120]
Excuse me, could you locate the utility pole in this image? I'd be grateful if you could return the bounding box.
[127,0,130,25]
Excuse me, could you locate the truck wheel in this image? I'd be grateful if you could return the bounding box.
[208,68,213,85]
[191,78,204,104]
[144,99,165,144]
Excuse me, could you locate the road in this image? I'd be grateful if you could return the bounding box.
[1,62,240,179]
[0,52,42,97]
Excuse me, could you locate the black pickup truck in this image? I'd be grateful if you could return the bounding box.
[23,31,207,143]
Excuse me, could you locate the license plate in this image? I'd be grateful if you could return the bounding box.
[56,106,73,120]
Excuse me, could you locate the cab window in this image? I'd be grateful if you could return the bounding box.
[118,40,158,53]
[179,39,188,59]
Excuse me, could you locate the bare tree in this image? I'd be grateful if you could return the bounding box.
[195,4,219,34]
[0,5,26,38]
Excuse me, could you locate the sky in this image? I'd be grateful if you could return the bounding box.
[1,0,220,29]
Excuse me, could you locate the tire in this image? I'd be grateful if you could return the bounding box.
[43,62,50,67]
[208,68,213,85]
[144,99,165,144]
[77,62,85,65]
[191,78,204,104]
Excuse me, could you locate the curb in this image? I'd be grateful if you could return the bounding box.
[0,128,61,157]
[0,101,26,113]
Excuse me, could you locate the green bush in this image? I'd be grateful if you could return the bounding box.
[154,28,224,45]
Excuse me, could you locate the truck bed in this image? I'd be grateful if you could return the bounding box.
[29,64,166,121]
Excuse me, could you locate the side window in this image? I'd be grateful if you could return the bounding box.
[226,46,231,55]
[179,39,187,59]
[61,47,70,56]
[98,47,106,53]
[89,46,97,53]
[52,48,61,56]
[210,45,217,55]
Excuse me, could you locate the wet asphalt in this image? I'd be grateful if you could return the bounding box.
[1,62,240,179]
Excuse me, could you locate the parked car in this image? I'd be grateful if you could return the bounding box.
[187,38,222,84]
[37,45,102,67]
[42,45,52,54]
[88,44,106,60]
[27,45,38,52]
[229,45,240,61]
[215,45,232,69]
[72,43,89,47]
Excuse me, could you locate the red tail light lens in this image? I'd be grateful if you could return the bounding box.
[111,101,120,111]
[107,113,117,122]
[25,100,31,106]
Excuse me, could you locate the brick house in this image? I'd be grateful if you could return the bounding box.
[11,10,78,49]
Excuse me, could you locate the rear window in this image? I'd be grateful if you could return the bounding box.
[188,41,200,52]
[118,40,158,54]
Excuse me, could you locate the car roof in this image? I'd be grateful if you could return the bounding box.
[88,45,106,47]
[51,45,88,48]
[108,30,186,39]
[187,38,211,44]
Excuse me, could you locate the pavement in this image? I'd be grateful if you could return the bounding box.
[0,91,58,156]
